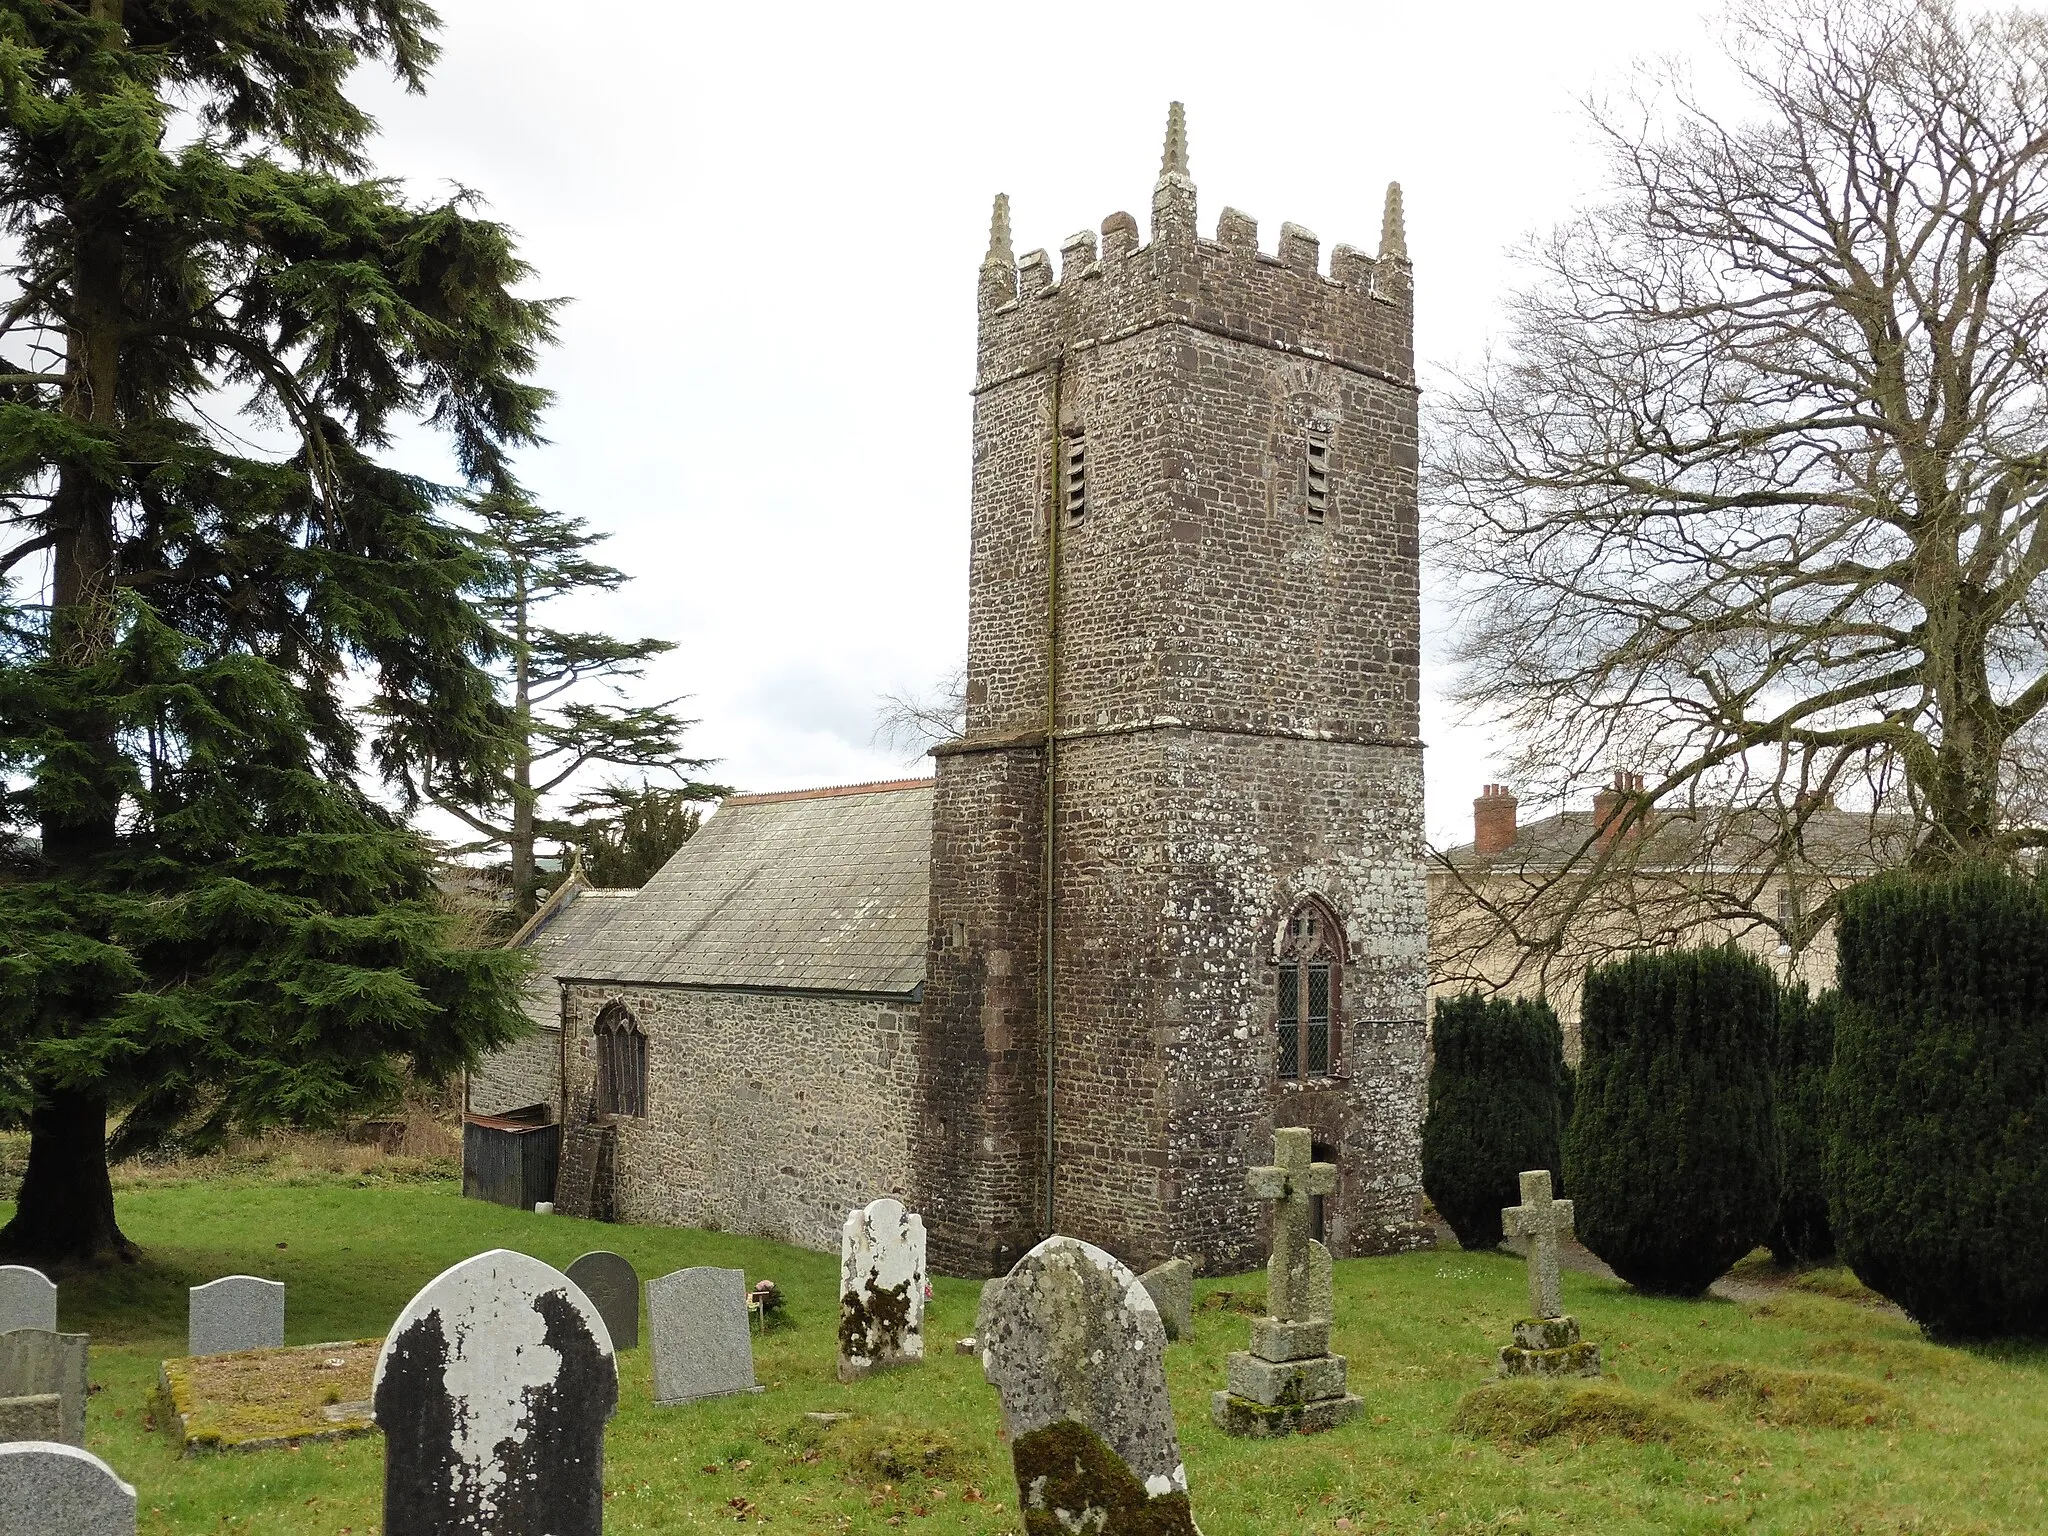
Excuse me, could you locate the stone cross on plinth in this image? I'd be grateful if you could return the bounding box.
[1502,1168,1573,1320]
[1496,1169,1601,1380]
[1247,1127,1335,1322]
[1213,1127,1359,1437]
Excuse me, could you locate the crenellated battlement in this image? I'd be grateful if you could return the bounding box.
[975,103,1412,393]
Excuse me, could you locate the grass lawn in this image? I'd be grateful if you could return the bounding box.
[27,1174,2048,1535]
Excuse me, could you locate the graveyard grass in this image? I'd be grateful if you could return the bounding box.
[26,1178,2048,1535]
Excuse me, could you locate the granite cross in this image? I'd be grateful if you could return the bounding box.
[1502,1169,1574,1319]
[1247,1128,1336,1321]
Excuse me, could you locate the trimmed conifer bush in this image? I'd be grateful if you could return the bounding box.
[1769,985,1838,1266]
[1422,993,1571,1251]
[1564,947,1780,1296]
[1827,866,2048,1339]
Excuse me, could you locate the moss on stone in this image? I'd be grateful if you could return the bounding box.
[1010,1420,1196,1536]
[157,1339,380,1455]
[1451,1380,1709,1449]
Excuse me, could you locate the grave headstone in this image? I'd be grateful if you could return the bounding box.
[0,1331,88,1446]
[187,1276,284,1357]
[0,1395,61,1443]
[646,1267,762,1406]
[0,1268,56,1335]
[1497,1170,1601,1378]
[1212,1127,1362,1436]
[981,1236,1196,1535]
[837,1197,926,1383]
[1138,1258,1194,1341]
[0,1442,136,1534]
[374,1249,617,1536]
[564,1252,639,1351]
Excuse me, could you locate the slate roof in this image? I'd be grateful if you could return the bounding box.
[557,779,934,996]
[509,880,638,1031]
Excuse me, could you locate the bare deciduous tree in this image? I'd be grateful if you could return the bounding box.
[1430,0,2048,992]
[874,662,967,761]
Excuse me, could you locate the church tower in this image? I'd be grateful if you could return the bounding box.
[915,106,1426,1279]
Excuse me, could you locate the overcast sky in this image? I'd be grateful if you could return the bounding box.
[352,0,1735,849]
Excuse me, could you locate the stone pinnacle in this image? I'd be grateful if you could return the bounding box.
[1160,101,1189,179]
[1379,181,1408,262]
[984,192,1014,271]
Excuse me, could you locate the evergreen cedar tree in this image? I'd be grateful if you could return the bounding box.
[0,2,556,1266]
[1563,947,1780,1297]
[418,488,720,917]
[1769,985,1837,1267]
[1828,867,2048,1339]
[1421,993,1571,1251]
[574,783,706,890]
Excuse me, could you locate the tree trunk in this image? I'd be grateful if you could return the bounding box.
[0,1086,134,1267]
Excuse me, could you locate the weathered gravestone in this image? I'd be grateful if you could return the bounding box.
[565,1251,639,1351]
[374,1249,617,1536]
[1212,1127,1361,1436]
[187,1276,284,1357]
[0,1395,60,1443]
[1498,1170,1601,1377]
[838,1197,926,1382]
[981,1236,1197,1536]
[0,1442,136,1535]
[0,1331,88,1446]
[646,1267,762,1406]
[1138,1258,1194,1342]
[0,1269,56,1336]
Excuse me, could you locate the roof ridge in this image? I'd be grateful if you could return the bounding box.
[723,777,935,807]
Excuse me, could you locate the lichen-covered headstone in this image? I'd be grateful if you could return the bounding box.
[646,1267,761,1405]
[565,1251,639,1351]
[1497,1170,1601,1378]
[187,1276,284,1357]
[0,1330,88,1446]
[1138,1258,1194,1342]
[373,1249,617,1536]
[0,1267,56,1335]
[0,1442,136,1534]
[837,1197,926,1383]
[981,1236,1196,1535]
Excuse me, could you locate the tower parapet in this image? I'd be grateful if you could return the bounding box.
[975,104,1413,394]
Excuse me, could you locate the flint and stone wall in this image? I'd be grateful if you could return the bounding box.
[918,167,1427,1278]
[561,983,919,1253]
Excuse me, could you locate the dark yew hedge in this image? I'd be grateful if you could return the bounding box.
[1769,985,1838,1266]
[1828,866,2048,1339]
[1422,994,1572,1251]
[1564,947,1780,1296]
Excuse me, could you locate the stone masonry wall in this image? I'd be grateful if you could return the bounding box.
[561,983,918,1253]
[466,1024,559,1119]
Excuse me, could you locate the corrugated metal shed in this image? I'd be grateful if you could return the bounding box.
[557,779,933,996]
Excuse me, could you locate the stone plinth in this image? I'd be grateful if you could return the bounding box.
[1497,1314,1602,1379]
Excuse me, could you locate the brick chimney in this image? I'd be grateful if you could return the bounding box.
[1473,784,1518,855]
[1593,770,1645,847]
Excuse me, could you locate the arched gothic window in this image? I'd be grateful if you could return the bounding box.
[1276,900,1342,1082]
[594,1001,647,1119]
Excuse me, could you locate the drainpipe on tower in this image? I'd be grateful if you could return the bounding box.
[1042,353,1063,1240]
